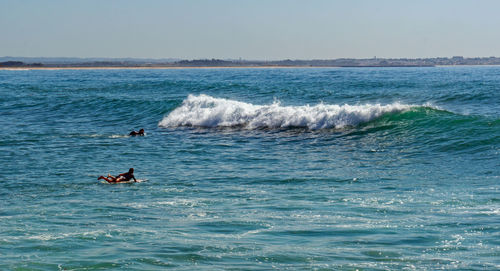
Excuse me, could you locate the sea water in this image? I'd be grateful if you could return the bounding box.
[0,67,499,270]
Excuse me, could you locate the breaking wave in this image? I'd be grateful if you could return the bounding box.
[159,94,417,130]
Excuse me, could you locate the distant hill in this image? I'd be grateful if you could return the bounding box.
[0,57,180,64]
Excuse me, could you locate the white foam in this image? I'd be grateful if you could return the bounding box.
[159,94,413,130]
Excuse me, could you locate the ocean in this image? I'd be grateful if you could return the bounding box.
[0,67,499,270]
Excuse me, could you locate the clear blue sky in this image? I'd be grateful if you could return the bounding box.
[1,0,500,59]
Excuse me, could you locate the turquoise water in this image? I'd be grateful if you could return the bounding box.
[0,67,499,270]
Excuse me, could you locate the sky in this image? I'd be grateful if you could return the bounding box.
[1,0,500,60]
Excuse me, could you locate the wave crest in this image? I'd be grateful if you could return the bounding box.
[159,94,414,130]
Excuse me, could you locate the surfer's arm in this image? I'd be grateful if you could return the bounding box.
[133,176,137,182]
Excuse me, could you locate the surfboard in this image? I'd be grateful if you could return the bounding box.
[99,179,147,184]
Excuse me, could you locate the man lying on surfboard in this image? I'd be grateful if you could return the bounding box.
[98,168,137,183]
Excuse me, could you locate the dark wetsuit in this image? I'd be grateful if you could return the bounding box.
[117,172,135,182]
[129,131,144,136]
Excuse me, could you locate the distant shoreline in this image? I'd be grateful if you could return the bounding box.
[3,56,500,69]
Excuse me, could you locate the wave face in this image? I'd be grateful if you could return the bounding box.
[159,94,414,130]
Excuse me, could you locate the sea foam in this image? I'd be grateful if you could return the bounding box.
[159,94,413,130]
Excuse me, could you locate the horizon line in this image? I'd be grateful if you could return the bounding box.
[2,55,500,61]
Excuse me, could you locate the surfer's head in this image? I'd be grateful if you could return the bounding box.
[139,129,144,134]
[129,168,134,173]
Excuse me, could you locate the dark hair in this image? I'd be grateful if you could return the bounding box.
[129,168,134,173]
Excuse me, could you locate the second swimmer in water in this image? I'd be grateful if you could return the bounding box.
[129,129,144,136]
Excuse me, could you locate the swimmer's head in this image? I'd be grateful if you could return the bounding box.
[129,168,134,173]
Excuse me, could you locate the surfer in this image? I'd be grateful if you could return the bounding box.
[129,129,144,136]
[98,168,137,183]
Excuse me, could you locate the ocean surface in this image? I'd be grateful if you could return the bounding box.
[0,67,499,270]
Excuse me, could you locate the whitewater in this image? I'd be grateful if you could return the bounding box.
[160,94,415,129]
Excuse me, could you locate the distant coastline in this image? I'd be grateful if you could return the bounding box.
[2,56,500,69]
